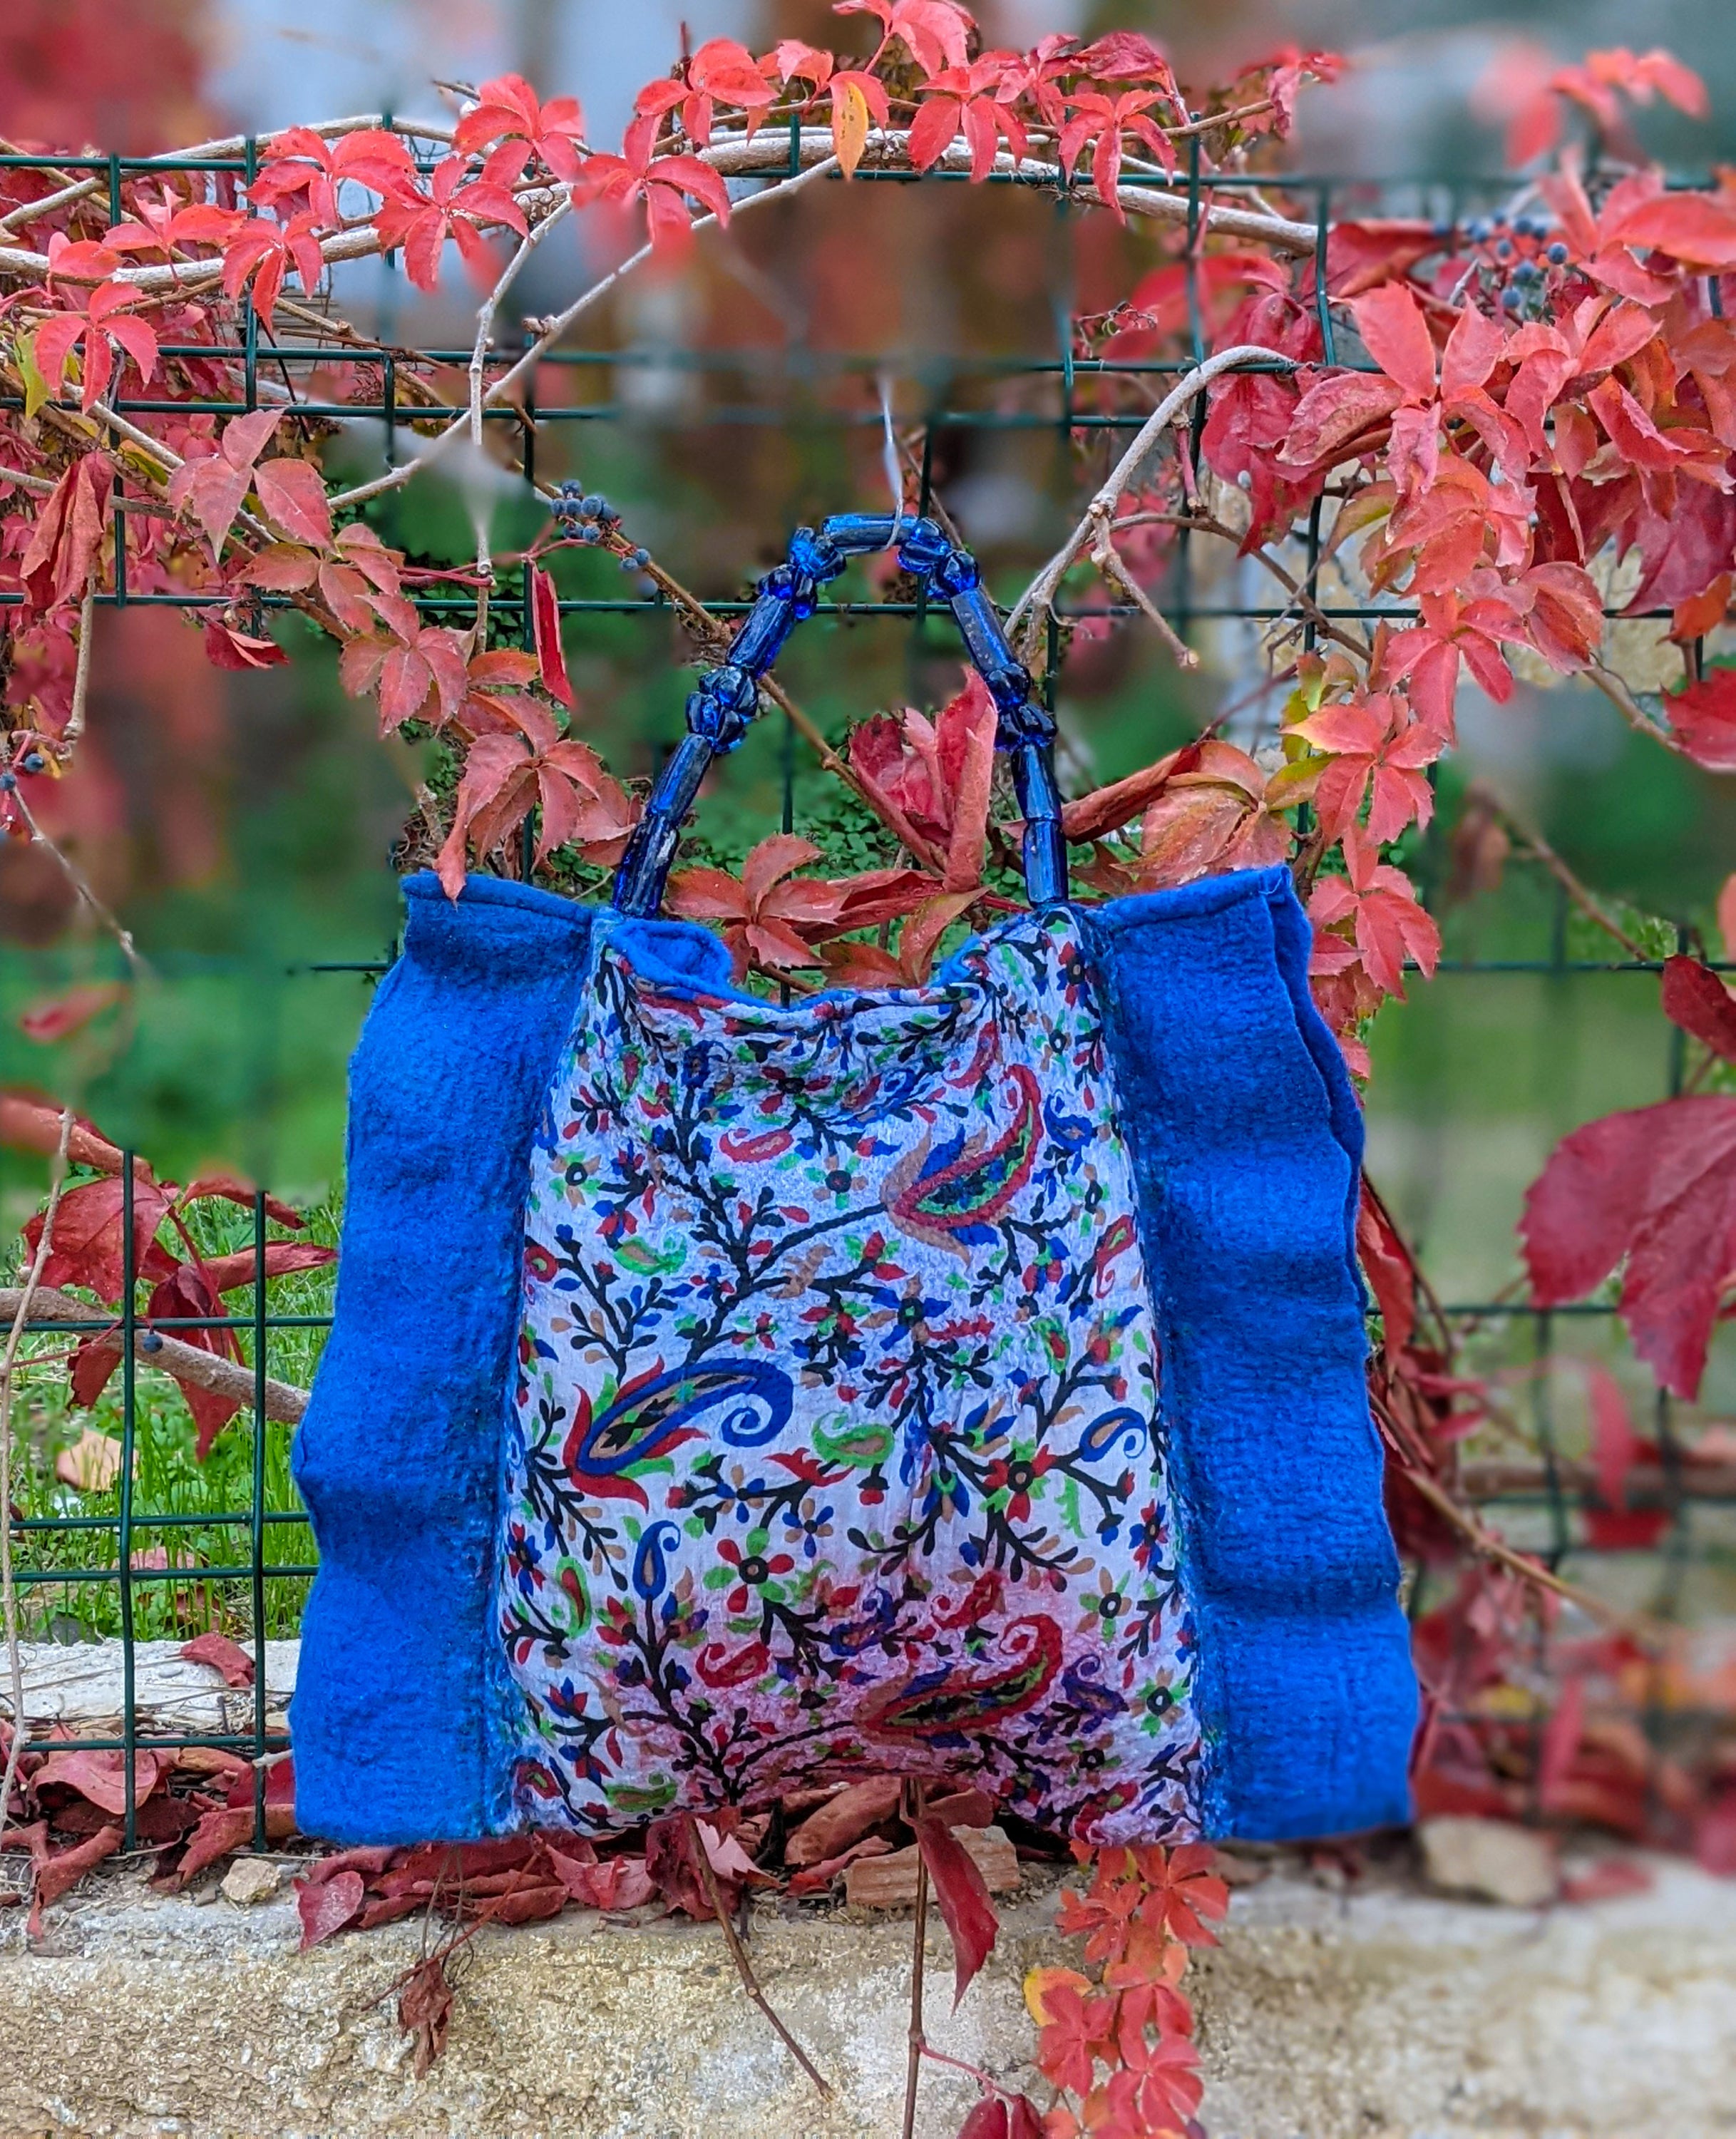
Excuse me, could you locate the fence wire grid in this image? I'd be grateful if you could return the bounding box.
[2,135,1730,1854]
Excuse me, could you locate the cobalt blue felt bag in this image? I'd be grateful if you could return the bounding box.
[290,513,1417,1850]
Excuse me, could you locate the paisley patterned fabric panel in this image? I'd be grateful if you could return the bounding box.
[498,911,1203,1845]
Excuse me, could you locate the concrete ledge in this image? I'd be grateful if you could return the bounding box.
[1,1857,1732,2138]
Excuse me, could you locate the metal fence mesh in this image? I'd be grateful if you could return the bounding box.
[3,136,1728,1851]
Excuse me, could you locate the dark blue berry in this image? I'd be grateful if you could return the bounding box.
[21,752,43,773]
[1467,217,1492,243]
[632,547,649,568]
[579,524,601,544]
[141,1330,164,1353]
[1501,286,1525,312]
[580,492,605,519]
[1495,237,1514,260]
[0,772,14,791]
[1547,241,1568,264]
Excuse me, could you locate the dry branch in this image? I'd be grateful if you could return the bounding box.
[0,1287,308,1425]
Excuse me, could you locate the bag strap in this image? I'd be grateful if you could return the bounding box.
[610,514,1066,917]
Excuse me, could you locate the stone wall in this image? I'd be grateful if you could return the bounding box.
[2,1853,1732,2138]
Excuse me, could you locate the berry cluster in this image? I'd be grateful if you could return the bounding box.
[551,481,650,570]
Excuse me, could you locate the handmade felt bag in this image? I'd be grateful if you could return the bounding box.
[291,513,1417,1850]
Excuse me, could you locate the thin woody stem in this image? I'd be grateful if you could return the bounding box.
[63,568,98,748]
[1007,347,1303,664]
[900,1850,929,2139]
[1496,806,1650,962]
[695,1842,833,2099]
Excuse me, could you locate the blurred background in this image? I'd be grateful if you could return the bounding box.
[3,0,1734,1619]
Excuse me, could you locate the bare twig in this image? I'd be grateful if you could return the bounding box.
[63,570,98,749]
[694,1843,833,2098]
[1007,347,1303,663]
[0,128,1318,293]
[1087,520,1199,670]
[0,1286,307,1425]
[0,1107,74,1842]
[11,790,148,981]
[1495,806,1650,962]
[1586,661,1685,754]
[468,194,573,456]
[0,115,455,239]
[900,1846,930,2139]
[329,151,842,513]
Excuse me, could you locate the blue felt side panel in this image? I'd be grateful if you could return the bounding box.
[291,873,590,1844]
[1085,868,1416,1841]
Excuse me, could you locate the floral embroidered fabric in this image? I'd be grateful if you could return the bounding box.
[498,910,1203,1844]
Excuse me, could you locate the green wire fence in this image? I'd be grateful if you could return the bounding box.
[1,135,1729,1852]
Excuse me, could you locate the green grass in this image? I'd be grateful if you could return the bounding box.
[7,1191,339,1643]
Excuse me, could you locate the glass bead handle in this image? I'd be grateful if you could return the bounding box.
[610,513,1066,917]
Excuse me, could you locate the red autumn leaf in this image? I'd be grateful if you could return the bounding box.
[529,563,574,707]
[1058,88,1176,215]
[908,59,1029,183]
[849,671,997,886]
[180,1631,256,1688]
[1106,2034,1203,2133]
[835,0,972,76]
[914,1810,1000,2007]
[1277,369,1404,468]
[1662,954,1736,1062]
[635,39,777,149]
[297,1867,366,1950]
[0,1093,124,1173]
[1576,1360,1668,1550]
[1308,826,1441,1002]
[31,1747,163,1816]
[1293,690,1442,844]
[644,1809,761,1919]
[374,155,528,292]
[399,1952,454,2076]
[1114,740,1287,893]
[1132,1840,1229,1945]
[1357,1180,1417,1355]
[250,126,417,223]
[667,833,851,978]
[957,2100,1042,2139]
[22,1171,175,1303]
[1521,1094,1736,1400]
[787,1836,896,1893]
[785,1775,904,1865]
[570,114,732,253]
[217,212,325,329]
[178,1174,307,1228]
[31,1824,123,1919]
[1034,1979,1118,2096]
[202,615,288,671]
[453,73,588,184]
[1325,218,1439,298]
[19,982,126,1044]
[1664,667,1736,769]
[956,2100,1010,2139]
[341,618,470,735]
[1351,280,1439,401]
[252,457,332,550]
[1601,190,1736,271]
[545,1850,654,1911]
[165,409,281,557]
[31,279,159,414]
[1059,742,1203,843]
[18,451,111,612]
[196,1241,335,1294]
